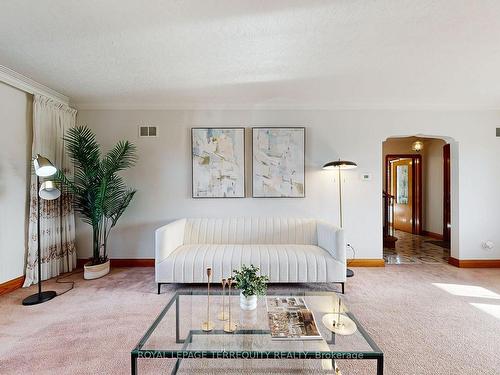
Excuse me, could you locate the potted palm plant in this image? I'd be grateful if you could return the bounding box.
[233,264,268,311]
[56,126,137,279]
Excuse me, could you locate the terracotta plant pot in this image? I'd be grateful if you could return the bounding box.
[84,259,110,280]
[239,293,258,311]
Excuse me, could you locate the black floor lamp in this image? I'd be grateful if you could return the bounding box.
[22,154,61,306]
[323,159,357,278]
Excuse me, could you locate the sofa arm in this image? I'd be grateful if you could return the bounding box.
[155,219,186,267]
[317,221,346,266]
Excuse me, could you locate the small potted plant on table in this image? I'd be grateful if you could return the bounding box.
[233,265,268,311]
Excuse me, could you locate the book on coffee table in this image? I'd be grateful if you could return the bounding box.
[266,296,323,340]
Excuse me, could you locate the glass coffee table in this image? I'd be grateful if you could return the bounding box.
[131,291,383,374]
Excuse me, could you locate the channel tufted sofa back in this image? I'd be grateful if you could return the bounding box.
[183,217,318,245]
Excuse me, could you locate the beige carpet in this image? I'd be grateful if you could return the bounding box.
[1,264,499,374]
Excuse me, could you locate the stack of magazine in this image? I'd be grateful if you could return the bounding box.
[266,296,323,340]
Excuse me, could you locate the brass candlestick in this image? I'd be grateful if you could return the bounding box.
[223,277,237,333]
[336,297,342,327]
[218,278,228,321]
[202,267,214,331]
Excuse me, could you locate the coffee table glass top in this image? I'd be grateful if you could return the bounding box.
[133,291,382,359]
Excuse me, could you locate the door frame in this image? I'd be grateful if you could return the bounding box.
[385,154,423,235]
[443,144,451,243]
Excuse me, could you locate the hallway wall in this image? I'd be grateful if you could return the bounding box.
[424,139,446,236]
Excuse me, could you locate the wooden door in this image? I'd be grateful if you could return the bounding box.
[392,159,413,233]
[443,144,451,242]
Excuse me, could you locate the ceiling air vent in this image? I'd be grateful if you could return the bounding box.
[139,125,158,138]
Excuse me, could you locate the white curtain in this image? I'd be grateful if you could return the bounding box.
[23,94,77,287]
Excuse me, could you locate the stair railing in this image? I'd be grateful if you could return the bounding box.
[383,191,395,238]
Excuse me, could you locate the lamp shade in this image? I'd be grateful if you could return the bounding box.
[33,154,57,177]
[39,181,61,200]
[322,160,357,170]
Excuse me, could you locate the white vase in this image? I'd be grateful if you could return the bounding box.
[239,292,257,311]
[84,259,110,280]
[239,309,258,326]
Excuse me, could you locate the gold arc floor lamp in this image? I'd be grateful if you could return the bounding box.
[323,159,357,278]
[22,154,61,306]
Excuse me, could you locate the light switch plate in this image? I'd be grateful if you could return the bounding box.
[360,173,372,181]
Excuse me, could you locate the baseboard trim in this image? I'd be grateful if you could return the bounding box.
[422,231,444,240]
[348,259,385,267]
[110,259,155,267]
[449,257,500,268]
[0,275,25,296]
[77,258,155,268]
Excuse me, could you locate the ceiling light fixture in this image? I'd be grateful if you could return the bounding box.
[411,140,424,152]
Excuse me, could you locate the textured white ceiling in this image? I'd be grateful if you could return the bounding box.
[1,0,500,109]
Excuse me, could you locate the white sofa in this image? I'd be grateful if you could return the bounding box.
[155,218,346,294]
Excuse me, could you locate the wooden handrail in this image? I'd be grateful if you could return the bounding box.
[383,190,395,237]
[382,191,395,199]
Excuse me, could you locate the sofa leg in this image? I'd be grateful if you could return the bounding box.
[157,283,162,294]
[341,282,345,294]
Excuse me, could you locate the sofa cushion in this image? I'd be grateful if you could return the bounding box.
[183,218,318,245]
[157,244,345,283]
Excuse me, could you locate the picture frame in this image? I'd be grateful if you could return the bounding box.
[191,127,245,198]
[252,127,305,198]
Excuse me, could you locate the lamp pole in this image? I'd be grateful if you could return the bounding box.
[338,166,343,228]
[36,175,42,298]
[338,166,354,277]
[322,159,357,278]
[22,155,59,306]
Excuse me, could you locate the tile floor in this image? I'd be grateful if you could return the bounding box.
[383,230,450,264]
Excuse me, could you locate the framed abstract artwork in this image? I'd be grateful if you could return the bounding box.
[252,127,305,198]
[191,128,245,198]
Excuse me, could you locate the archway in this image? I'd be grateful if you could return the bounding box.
[381,134,458,265]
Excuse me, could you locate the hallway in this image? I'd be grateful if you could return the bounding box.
[384,230,450,264]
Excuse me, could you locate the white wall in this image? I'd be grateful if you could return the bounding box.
[76,109,500,261]
[0,82,31,284]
